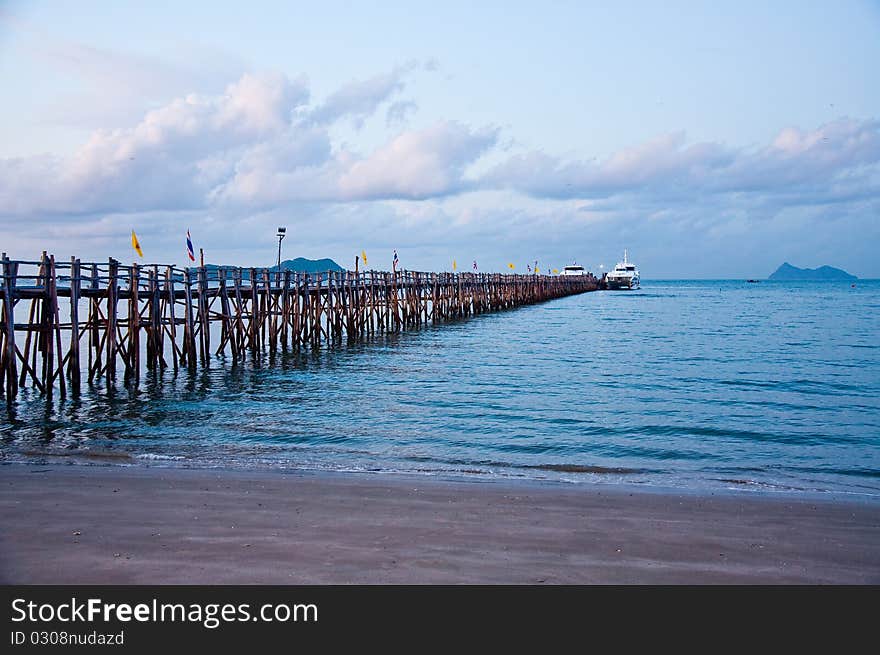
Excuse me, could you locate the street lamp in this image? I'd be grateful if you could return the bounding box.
[276,226,286,269]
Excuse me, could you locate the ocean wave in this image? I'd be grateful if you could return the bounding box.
[19,449,132,461]
[522,463,643,474]
[134,453,185,461]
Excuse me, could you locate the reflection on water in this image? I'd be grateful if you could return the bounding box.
[3,280,879,498]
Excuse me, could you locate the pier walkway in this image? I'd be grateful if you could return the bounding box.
[0,253,598,402]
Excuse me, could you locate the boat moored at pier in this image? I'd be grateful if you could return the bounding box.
[605,250,640,290]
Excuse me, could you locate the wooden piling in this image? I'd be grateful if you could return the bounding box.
[1,254,19,402]
[67,257,81,389]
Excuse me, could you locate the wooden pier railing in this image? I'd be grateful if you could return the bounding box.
[0,252,599,403]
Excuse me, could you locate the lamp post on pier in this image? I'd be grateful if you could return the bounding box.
[276,226,287,270]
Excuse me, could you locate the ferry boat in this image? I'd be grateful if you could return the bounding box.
[605,250,640,290]
[560,264,587,276]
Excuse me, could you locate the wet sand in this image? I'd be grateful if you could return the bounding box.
[1,464,877,584]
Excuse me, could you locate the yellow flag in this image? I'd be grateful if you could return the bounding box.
[131,230,143,258]
[507,263,515,270]
[361,250,367,266]
[552,268,559,274]
[535,267,540,273]
[453,259,457,271]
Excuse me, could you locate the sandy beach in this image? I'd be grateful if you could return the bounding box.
[0,464,877,584]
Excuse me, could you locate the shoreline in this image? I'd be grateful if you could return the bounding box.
[1,462,878,584]
[4,451,879,503]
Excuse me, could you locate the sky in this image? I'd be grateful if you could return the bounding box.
[1,0,879,277]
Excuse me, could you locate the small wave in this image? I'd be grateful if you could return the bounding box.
[717,478,758,485]
[413,467,490,475]
[625,424,858,447]
[714,478,804,491]
[400,452,647,475]
[523,463,643,474]
[21,449,132,461]
[134,453,185,461]
[717,377,864,395]
[785,465,880,478]
[610,293,670,298]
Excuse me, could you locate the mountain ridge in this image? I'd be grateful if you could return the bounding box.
[270,257,345,273]
[197,257,345,273]
[768,262,857,281]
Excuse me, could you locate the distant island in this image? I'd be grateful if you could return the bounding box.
[768,263,857,281]
[195,257,345,280]
[270,258,345,273]
[200,257,344,272]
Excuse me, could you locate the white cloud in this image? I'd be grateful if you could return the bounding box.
[715,118,880,193]
[484,118,880,203]
[1,72,310,215]
[308,69,407,128]
[0,72,498,214]
[337,122,498,200]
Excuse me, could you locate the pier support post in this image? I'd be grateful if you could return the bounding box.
[1,254,18,402]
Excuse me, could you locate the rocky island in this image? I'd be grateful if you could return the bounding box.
[768,262,857,281]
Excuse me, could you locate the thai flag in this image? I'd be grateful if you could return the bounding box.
[186,230,195,262]
[527,264,531,272]
[473,260,477,271]
[393,249,398,270]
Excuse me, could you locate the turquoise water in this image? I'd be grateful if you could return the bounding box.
[2,280,879,497]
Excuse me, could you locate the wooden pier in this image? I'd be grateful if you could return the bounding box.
[0,253,599,403]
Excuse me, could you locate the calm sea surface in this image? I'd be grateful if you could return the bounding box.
[3,280,879,497]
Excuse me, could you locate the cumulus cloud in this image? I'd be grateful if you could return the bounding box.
[0,70,497,215]
[2,71,877,219]
[337,122,498,200]
[484,118,880,203]
[482,134,734,199]
[0,72,310,215]
[208,127,341,206]
[305,59,436,128]
[308,69,407,128]
[715,119,880,194]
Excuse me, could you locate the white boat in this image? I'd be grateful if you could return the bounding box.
[560,264,587,276]
[605,250,640,290]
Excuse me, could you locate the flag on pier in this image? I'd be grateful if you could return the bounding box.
[186,230,195,262]
[552,268,559,274]
[453,259,457,271]
[473,260,478,271]
[361,250,368,266]
[393,249,399,271]
[527,264,531,272]
[131,230,143,258]
[508,263,515,270]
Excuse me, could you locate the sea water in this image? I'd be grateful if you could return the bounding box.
[2,280,878,497]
